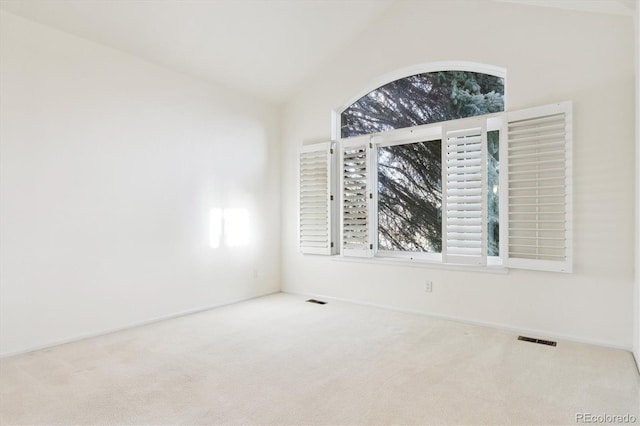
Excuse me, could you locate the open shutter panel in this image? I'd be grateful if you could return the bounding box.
[442,119,487,265]
[503,102,572,272]
[299,143,335,255]
[341,138,373,257]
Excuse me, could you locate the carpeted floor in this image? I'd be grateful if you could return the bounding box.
[1,292,639,425]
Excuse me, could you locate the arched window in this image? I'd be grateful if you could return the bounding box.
[336,66,504,258]
[301,63,572,273]
[340,69,505,139]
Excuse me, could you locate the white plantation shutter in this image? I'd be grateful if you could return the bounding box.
[299,143,335,255]
[503,102,572,272]
[442,119,487,265]
[341,137,373,257]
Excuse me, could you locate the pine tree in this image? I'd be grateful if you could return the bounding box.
[341,71,504,252]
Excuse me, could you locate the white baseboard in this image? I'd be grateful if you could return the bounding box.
[285,290,632,352]
[0,291,280,359]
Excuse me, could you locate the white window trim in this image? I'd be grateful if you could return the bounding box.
[332,254,508,274]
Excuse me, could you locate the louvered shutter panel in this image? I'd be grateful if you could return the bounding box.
[442,119,487,265]
[299,143,335,255]
[503,102,572,272]
[341,137,373,257]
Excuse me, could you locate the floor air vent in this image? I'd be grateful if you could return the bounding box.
[518,336,557,347]
[306,299,327,305]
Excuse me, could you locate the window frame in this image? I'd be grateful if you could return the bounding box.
[307,62,573,273]
[372,123,443,262]
[368,114,504,266]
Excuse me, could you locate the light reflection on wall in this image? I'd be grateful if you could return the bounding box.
[209,208,249,248]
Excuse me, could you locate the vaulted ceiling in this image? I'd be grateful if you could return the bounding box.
[0,0,635,104]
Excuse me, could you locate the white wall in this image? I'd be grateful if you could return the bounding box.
[281,1,636,348]
[634,0,640,368]
[0,11,281,356]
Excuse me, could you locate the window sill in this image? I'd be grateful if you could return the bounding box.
[332,255,509,274]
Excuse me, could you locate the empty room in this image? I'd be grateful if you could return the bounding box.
[1,0,639,424]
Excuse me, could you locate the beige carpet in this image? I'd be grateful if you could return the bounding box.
[1,293,638,425]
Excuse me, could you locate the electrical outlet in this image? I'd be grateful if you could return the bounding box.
[424,280,433,293]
